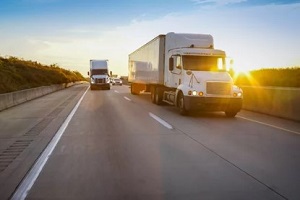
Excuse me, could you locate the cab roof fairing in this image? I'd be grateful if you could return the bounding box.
[169,48,226,57]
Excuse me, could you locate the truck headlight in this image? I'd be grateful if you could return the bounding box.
[188,90,198,96]
[233,92,242,97]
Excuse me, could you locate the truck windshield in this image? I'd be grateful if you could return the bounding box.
[182,55,226,71]
[91,69,108,75]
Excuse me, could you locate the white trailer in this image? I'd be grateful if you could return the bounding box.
[128,32,243,117]
[89,60,110,90]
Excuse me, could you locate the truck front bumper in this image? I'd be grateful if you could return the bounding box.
[90,83,110,89]
[184,96,243,112]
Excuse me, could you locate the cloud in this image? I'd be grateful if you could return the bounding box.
[22,0,62,3]
[105,2,300,72]
[191,0,247,5]
[0,2,299,76]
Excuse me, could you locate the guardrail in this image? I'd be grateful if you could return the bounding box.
[241,86,300,121]
[0,82,77,111]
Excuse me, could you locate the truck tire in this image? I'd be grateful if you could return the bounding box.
[150,86,156,104]
[177,92,188,115]
[225,111,237,117]
[155,87,163,105]
[131,84,138,95]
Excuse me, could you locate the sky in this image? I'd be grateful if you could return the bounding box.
[0,0,299,76]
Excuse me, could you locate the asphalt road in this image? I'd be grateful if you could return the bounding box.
[1,83,300,200]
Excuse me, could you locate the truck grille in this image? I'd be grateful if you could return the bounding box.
[206,82,231,95]
[95,78,105,83]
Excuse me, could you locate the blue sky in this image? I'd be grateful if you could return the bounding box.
[0,0,299,76]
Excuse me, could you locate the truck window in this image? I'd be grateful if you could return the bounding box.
[176,56,182,69]
[182,56,226,71]
[91,69,108,75]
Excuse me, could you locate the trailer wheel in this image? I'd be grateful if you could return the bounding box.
[131,84,138,95]
[155,87,163,105]
[177,92,188,115]
[225,111,237,118]
[151,86,156,104]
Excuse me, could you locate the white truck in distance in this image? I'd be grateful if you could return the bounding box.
[128,32,243,117]
[89,60,110,90]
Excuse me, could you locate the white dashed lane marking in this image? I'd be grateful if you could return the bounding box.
[124,96,131,101]
[149,112,173,130]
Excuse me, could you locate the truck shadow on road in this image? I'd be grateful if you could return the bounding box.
[165,107,239,119]
[136,93,239,120]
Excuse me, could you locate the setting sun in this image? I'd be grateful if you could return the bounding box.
[226,58,251,77]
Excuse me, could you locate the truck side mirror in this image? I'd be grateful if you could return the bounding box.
[87,71,90,76]
[169,57,174,71]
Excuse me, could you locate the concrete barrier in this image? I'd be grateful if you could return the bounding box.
[0,82,77,111]
[241,86,300,121]
[1,83,299,121]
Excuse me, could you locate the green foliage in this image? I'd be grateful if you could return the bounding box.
[234,67,300,87]
[0,56,85,94]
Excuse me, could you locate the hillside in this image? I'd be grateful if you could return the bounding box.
[0,56,85,94]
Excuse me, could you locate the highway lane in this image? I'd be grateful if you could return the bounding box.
[22,85,300,200]
[0,84,88,200]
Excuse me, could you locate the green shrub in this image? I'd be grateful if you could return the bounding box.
[234,67,300,87]
[0,56,85,94]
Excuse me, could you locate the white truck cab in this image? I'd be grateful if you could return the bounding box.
[89,60,110,90]
[129,33,243,117]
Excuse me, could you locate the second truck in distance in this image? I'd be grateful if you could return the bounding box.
[128,32,243,117]
[89,59,111,90]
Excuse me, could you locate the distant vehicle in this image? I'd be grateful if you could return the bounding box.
[112,78,122,86]
[88,60,110,90]
[128,32,243,117]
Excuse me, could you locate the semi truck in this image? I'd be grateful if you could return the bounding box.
[88,59,110,90]
[128,32,243,117]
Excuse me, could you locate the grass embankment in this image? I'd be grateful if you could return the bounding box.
[0,56,85,94]
[234,67,300,87]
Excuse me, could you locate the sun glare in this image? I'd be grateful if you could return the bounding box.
[230,59,252,75]
[234,67,250,75]
[229,61,261,86]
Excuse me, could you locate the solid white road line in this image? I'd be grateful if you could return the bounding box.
[237,115,300,135]
[124,96,131,101]
[11,86,89,200]
[149,112,173,130]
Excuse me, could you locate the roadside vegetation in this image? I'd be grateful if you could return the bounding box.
[0,56,85,94]
[234,67,300,87]
[0,56,298,94]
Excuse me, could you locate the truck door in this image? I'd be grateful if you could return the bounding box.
[169,55,183,87]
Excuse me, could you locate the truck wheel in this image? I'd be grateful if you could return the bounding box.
[177,92,188,115]
[131,84,138,95]
[225,111,237,117]
[151,87,156,104]
[155,87,163,105]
